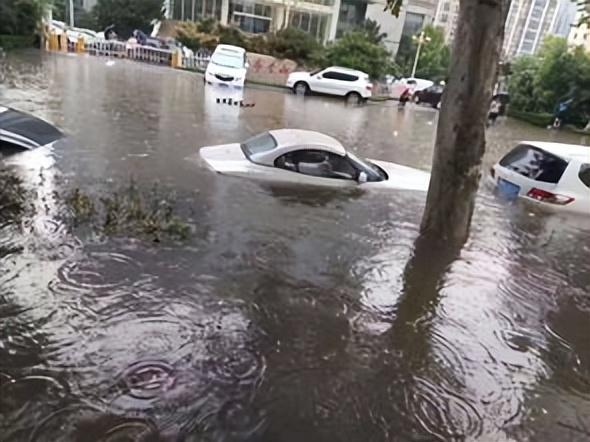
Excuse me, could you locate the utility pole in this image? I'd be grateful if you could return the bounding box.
[410,31,430,78]
[67,0,75,26]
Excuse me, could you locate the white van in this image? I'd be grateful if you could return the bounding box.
[204,44,248,88]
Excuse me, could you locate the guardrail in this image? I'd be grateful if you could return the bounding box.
[181,50,211,71]
[45,31,211,71]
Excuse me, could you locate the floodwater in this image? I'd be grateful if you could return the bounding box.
[1,51,590,442]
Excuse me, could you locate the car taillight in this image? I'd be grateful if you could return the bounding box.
[526,187,574,205]
[490,167,495,179]
[366,84,373,90]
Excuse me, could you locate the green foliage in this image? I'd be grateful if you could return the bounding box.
[265,27,322,64]
[320,31,395,79]
[354,19,387,44]
[245,34,268,54]
[384,0,404,16]
[218,25,247,47]
[0,0,45,36]
[66,182,192,242]
[0,34,35,50]
[508,36,590,127]
[507,55,539,112]
[197,17,217,34]
[395,25,450,81]
[506,109,553,127]
[175,20,219,51]
[93,0,162,38]
[414,26,450,81]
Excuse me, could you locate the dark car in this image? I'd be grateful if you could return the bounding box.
[415,85,444,109]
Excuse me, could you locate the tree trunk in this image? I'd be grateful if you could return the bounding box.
[420,0,510,244]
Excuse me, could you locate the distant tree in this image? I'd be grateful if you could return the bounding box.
[395,25,450,80]
[321,31,395,79]
[0,0,46,35]
[266,27,322,64]
[93,0,162,38]
[507,55,540,112]
[413,25,450,81]
[355,19,387,44]
[395,34,414,74]
[508,36,590,126]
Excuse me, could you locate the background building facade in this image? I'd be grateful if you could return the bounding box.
[568,2,590,51]
[435,0,577,58]
[364,0,437,54]
[169,0,341,42]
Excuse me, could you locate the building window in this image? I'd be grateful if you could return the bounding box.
[402,12,425,37]
[172,0,222,21]
[290,11,328,41]
[443,1,450,11]
[230,0,272,34]
[440,13,448,23]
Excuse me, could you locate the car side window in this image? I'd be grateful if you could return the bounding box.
[579,164,590,188]
[322,72,358,82]
[274,150,358,180]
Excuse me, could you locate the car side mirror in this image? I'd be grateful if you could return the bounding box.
[358,171,368,184]
[316,74,322,79]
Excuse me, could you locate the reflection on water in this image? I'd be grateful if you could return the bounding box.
[1,51,590,441]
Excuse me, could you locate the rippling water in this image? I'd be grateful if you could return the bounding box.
[1,50,590,441]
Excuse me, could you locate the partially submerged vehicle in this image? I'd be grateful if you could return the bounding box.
[491,141,590,214]
[199,129,430,191]
[0,106,63,151]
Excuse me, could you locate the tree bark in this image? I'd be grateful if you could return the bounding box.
[420,0,510,244]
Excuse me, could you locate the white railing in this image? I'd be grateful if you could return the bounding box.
[83,41,211,70]
[126,44,173,65]
[85,40,128,57]
[181,50,211,71]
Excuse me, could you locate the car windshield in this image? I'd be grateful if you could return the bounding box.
[346,151,387,181]
[211,53,243,69]
[241,132,278,159]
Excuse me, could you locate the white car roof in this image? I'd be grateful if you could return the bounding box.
[522,141,590,162]
[269,129,346,156]
[214,44,246,54]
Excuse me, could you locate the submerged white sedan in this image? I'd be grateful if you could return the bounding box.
[199,129,430,191]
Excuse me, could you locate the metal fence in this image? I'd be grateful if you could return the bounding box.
[181,50,211,71]
[82,40,211,70]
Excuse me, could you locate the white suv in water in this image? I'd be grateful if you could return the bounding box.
[286,66,372,103]
[491,141,590,214]
[204,44,248,88]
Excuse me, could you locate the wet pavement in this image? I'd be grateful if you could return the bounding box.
[1,50,590,441]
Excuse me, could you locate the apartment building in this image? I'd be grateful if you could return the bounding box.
[363,0,438,54]
[568,2,590,51]
[435,0,577,58]
[168,0,341,42]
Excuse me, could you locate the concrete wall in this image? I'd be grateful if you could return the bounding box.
[245,52,299,86]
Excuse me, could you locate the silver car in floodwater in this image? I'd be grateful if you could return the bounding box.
[199,129,430,191]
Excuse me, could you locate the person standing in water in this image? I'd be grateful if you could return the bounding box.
[488,99,500,126]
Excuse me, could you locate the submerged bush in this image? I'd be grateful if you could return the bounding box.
[66,181,191,242]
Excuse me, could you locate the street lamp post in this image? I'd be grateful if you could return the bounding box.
[68,0,74,27]
[411,31,431,78]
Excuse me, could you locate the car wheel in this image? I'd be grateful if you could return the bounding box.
[294,82,309,96]
[346,92,362,105]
